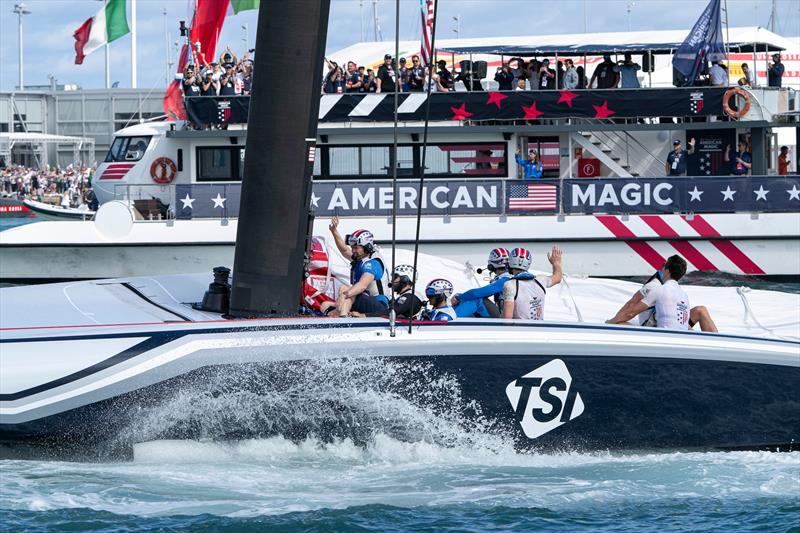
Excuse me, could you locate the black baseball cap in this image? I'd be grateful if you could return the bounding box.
[384,54,392,60]
[673,139,682,145]
[400,57,406,63]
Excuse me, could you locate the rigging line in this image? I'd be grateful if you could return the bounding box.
[389,0,401,337]
[408,0,440,334]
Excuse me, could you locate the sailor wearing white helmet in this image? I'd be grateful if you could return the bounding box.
[423,279,458,322]
[502,245,563,320]
[452,247,512,318]
[327,216,389,317]
[388,264,424,319]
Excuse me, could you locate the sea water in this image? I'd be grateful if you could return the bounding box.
[1,215,798,531]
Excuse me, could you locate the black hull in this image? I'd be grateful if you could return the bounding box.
[2,354,798,460]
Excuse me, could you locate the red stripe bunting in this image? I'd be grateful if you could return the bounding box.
[595,215,666,270]
[681,215,765,275]
[639,215,718,271]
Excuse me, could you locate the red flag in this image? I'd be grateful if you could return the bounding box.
[164,0,231,119]
[73,17,93,65]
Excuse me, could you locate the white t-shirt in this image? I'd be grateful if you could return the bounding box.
[637,278,662,326]
[502,275,553,320]
[654,280,690,330]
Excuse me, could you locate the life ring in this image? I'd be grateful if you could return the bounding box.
[150,157,177,184]
[722,88,751,119]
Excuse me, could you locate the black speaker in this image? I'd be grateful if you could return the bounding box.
[459,60,473,74]
[642,51,655,72]
[473,60,487,79]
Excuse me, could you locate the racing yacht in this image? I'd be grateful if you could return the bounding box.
[1,0,798,459]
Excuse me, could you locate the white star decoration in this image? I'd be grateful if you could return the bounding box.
[310,192,320,208]
[688,186,704,202]
[180,194,195,210]
[212,193,227,208]
[720,186,736,202]
[753,186,769,201]
[788,185,800,201]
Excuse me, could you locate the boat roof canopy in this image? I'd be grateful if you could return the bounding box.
[436,26,787,57]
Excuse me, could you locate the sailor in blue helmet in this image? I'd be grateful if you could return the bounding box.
[453,247,513,318]
[423,279,457,322]
[327,216,389,317]
[502,246,562,320]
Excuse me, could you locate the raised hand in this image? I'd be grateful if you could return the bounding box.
[329,216,339,233]
[547,245,562,266]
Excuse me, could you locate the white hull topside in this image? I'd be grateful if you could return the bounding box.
[1,212,798,279]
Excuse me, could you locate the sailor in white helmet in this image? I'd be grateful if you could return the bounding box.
[326,216,389,317]
[607,255,697,331]
[388,264,424,319]
[423,279,458,322]
[502,246,563,320]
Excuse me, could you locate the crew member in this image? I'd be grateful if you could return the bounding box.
[453,247,512,318]
[327,217,388,317]
[514,147,543,180]
[388,264,423,319]
[502,246,563,320]
[606,255,712,331]
[423,279,457,322]
[665,138,695,176]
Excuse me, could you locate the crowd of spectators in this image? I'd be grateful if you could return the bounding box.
[0,164,96,209]
[702,53,785,88]
[180,46,254,97]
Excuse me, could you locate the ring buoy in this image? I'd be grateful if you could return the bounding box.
[150,157,177,184]
[722,88,751,119]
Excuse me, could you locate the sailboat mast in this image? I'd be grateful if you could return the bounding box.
[229,0,331,317]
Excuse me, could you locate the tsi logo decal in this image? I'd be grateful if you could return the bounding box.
[506,359,585,439]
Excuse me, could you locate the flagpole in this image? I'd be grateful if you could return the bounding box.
[723,0,730,70]
[131,0,137,88]
[105,43,110,88]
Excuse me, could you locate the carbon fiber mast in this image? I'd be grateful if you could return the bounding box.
[229,0,331,317]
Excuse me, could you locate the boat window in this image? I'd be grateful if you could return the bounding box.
[103,136,152,163]
[196,147,243,182]
[422,143,507,177]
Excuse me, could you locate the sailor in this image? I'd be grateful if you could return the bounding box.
[452,247,512,318]
[388,264,424,319]
[502,246,563,320]
[606,255,718,332]
[327,217,389,317]
[423,279,458,322]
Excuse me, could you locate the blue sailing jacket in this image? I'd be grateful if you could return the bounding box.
[514,154,543,180]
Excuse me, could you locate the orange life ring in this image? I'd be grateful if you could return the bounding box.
[722,88,751,119]
[150,157,177,184]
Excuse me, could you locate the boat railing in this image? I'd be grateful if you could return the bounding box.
[107,174,800,222]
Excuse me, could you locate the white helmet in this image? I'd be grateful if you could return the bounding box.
[487,247,510,271]
[392,264,417,284]
[346,229,375,253]
[508,247,532,271]
[425,278,454,299]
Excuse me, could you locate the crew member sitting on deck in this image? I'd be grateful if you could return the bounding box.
[606,255,715,331]
[514,147,543,180]
[453,247,512,318]
[502,246,563,320]
[326,217,389,317]
[423,279,457,322]
[388,264,423,319]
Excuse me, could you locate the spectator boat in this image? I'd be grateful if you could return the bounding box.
[21,198,94,221]
[0,0,797,460]
[1,32,799,281]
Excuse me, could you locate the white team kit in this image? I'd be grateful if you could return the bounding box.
[638,278,691,330]
[502,275,553,320]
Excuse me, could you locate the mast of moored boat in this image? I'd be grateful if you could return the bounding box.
[229,0,331,317]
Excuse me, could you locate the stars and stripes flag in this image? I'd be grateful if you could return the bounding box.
[419,0,435,66]
[508,183,558,211]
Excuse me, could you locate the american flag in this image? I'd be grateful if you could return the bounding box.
[419,0,435,66]
[508,183,558,211]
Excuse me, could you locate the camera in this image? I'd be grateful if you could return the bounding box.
[179,20,187,37]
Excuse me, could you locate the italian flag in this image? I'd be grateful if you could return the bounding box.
[73,0,129,65]
[228,0,259,15]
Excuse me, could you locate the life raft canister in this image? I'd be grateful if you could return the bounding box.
[722,88,751,119]
[150,157,177,184]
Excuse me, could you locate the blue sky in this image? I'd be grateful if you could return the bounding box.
[0,0,798,91]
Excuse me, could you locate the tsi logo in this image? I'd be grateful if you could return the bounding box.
[506,359,585,439]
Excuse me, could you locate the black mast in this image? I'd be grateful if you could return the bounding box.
[229,0,331,317]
